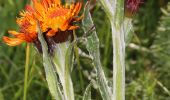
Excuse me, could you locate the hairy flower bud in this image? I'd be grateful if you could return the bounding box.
[125,0,143,17]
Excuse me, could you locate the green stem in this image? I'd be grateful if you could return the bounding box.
[111,23,125,100]
[23,44,30,100]
[111,0,125,99]
[99,0,125,99]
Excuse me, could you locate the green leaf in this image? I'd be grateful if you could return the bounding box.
[82,3,112,100]
[53,42,75,100]
[83,83,92,100]
[98,0,114,19]
[124,18,134,45]
[37,22,63,100]
[64,43,75,100]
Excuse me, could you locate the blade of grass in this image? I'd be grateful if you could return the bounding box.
[156,79,170,96]
[0,80,23,95]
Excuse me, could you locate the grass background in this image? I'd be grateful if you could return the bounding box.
[0,0,170,100]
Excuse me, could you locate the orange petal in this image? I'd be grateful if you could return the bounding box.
[8,31,20,35]
[72,3,82,16]
[68,26,79,30]
[72,14,84,22]
[41,0,48,8]
[53,0,61,5]
[46,29,57,36]
[16,34,34,42]
[33,0,45,14]
[49,8,69,18]
[3,36,24,46]
[43,0,52,7]
[25,5,35,13]
[60,17,72,31]
[8,31,36,42]
[46,0,52,4]
[60,23,69,31]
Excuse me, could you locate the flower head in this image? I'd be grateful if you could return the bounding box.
[3,0,82,53]
[125,0,143,17]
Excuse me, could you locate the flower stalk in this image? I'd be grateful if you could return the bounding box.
[99,0,125,100]
[23,44,30,100]
[111,22,125,100]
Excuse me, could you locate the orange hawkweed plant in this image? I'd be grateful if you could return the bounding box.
[3,0,82,54]
[3,0,83,100]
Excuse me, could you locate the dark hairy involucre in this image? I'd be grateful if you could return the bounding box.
[125,0,143,17]
[33,30,73,55]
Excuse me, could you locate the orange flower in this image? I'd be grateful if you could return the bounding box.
[3,0,82,48]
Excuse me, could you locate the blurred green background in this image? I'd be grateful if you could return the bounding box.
[0,0,170,100]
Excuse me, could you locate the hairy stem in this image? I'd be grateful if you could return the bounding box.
[111,23,125,100]
[98,0,125,100]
